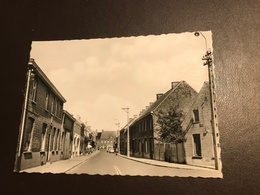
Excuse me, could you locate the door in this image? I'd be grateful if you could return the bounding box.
[46,133,51,162]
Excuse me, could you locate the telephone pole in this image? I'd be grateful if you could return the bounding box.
[194,31,221,170]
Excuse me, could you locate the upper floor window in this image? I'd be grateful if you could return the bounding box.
[55,98,58,116]
[45,92,50,111]
[51,97,54,115]
[193,109,200,123]
[149,118,153,130]
[31,80,37,102]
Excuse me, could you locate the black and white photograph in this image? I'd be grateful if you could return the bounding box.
[14,31,222,178]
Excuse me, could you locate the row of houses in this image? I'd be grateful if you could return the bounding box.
[14,59,95,171]
[119,81,221,169]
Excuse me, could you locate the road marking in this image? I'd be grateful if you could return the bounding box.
[113,165,122,175]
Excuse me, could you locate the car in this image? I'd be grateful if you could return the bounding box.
[108,147,114,153]
[107,145,112,152]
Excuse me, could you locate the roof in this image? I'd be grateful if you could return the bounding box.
[63,110,76,122]
[29,58,66,103]
[131,81,197,125]
[120,116,138,133]
[181,81,210,133]
[100,131,117,140]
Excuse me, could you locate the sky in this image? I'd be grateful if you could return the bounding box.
[30,31,212,132]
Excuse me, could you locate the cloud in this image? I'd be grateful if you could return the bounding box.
[31,31,212,131]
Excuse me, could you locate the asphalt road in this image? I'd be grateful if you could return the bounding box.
[66,150,221,177]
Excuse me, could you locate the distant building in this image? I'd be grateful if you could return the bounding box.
[14,59,66,171]
[99,131,117,149]
[128,81,198,161]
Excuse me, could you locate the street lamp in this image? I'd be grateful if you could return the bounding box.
[122,107,129,157]
[194,31,221,171]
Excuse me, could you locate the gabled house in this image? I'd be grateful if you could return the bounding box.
[181,82,216,168]
[129,81,198,161]
[15,59,66,171]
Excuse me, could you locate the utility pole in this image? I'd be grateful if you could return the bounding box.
[14,63,33,172]
[115,119,120,154]
[122,107,129,157]
[194,31,221,171]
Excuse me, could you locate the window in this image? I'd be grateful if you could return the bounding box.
[193,134,202,157]
[45,92,49,111]
[51,97,54,115]
[138,139,141,153]
[193,109,200,123]
[55,99,58,116]
[41,123,47,151]
[31,80,37,102]
[24,117,35,151]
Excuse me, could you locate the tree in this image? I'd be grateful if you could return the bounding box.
[154,106,185,143]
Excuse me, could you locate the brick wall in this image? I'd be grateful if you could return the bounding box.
[19,67,65,170]
[182,82,216,168]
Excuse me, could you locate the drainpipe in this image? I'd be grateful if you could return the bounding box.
[14,65,32,171]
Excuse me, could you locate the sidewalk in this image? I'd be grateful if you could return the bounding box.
[21,150,100,174]
[118,154,217,172]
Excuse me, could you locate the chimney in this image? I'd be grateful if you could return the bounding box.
[156,93,164,100]
[139,109,145,116]
[171,82,179,89]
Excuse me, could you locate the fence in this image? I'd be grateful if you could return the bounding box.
[154,142,185,164]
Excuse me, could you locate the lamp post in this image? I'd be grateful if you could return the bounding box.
[194,31,221,171]
[122,107,129,157]
[114,119,120,154]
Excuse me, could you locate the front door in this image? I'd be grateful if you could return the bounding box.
[46,134,51,162]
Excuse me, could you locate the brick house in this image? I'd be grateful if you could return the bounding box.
[129,81,198,161]
[181,82,216,168]
[15,59,66,171]
[62,110,75,160]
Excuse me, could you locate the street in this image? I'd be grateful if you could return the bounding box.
[66,150,221,177]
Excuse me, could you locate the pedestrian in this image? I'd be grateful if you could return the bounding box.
[114,142,118,156]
